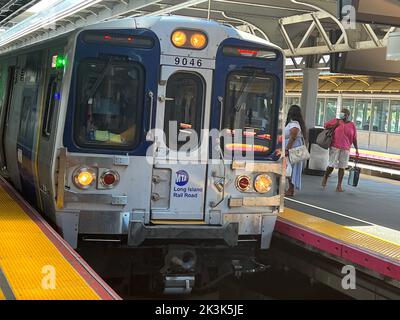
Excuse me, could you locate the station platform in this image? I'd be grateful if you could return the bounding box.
[350,148,400,169]
[277,173,400,282]
[0,177,120,300]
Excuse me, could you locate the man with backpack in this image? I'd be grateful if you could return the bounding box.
[322,108,359,192]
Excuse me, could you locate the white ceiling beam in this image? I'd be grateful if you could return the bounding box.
[0,0,163,53]
[145,0,208,16]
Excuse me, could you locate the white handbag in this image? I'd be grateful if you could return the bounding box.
[289,137,310,164]
[286,161,293,177]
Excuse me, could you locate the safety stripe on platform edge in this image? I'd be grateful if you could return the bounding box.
[276,208,400,281]
[0,177,121,300]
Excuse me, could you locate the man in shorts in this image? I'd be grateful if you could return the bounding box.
[322,108,359,192]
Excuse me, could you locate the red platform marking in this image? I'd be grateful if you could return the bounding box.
[276,219,400,281]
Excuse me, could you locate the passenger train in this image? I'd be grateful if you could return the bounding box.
[0,16,285,293]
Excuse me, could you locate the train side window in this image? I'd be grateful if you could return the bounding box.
[42,75,58,137]
[75,59,144,149]
[163,72,204,151]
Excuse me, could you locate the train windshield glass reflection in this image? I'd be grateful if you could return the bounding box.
[74,59,144,149]
[222,72,276,157]
[164,72,204,150]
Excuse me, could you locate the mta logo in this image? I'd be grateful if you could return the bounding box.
[175,170,189,187]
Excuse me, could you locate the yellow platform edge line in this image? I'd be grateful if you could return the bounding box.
[0,287,5,300]
[280,208,400,261]
[0,183,101,300]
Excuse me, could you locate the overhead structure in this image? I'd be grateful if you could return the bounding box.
[0,0,41,27]
[0,0,398,61]
[286,74,400,94]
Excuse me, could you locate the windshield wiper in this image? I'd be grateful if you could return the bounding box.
[233,72,257,112]
[86,60,113,102]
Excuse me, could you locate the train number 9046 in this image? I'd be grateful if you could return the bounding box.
[174,57,203,67]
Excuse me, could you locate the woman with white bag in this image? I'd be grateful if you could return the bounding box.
[284,105,308,197]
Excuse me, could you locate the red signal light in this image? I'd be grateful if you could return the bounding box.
[100,171,120,188]
[103,173,116,185]
[238,48,258,56]
[236,175,251,192]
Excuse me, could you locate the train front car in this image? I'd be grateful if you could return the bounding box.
[59,16,285,293]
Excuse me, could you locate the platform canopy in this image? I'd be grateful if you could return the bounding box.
[0,0,41,27]
[0,0,397,65]
[286,74,400,94]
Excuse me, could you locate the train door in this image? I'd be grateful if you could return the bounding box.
[16,51,43,203]
[0,64,16,171]
[3,56,26,191]
[37,48,64,217]
[151,66,212,221]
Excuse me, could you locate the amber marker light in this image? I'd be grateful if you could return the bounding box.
[172,30,187,47]
[254,174,273,194]
[73,167,96,189]
[190,32,207,49]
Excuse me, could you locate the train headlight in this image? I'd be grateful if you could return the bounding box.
[236,175,251,192]
[171,29,208,50]
[172,30,187,47]
[190,33,207,49]
[254,174,273,194]
[100,170,120,188]
[73,167,96,189]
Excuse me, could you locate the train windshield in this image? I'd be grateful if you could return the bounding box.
[222,71,276,157]
[74,59,144,149]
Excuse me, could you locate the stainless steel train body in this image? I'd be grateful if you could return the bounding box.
[0,16,285,291]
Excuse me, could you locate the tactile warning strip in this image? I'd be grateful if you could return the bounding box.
[277,208,400,280]
[0,182,102,300]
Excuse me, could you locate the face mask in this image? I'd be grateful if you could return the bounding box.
[339,113,346,120]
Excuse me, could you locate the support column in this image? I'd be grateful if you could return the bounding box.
[300,68,320,129]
